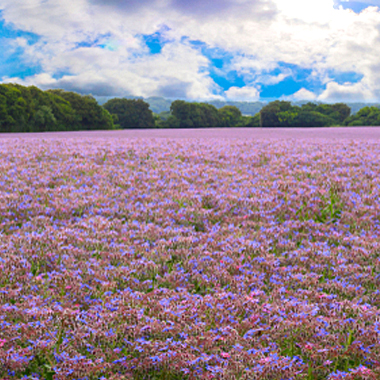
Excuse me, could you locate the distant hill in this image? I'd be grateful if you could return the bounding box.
[144,97,173,114]
[207,100,266,116]
[145,98,266,116]
[95,96,380,116]
[96,96,267,115]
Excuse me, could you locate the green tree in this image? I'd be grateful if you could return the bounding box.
[259,100,348,128]
[300,102,318,112]
[344,106,380,126]
[170,100,194,128]
[3,84,80,132]
[260,101,298,128]
[49,90,114,130]
[160,115,181,129]
[0,93,16,132]
[218,106,242,127]
[330,103,351,123]
[293,110,336,128]
[31,106,57,132]
[0,84,114,132]
[0,85,29,131]
[314,103,350,124]
[243,114,261,128]
[12,85,76,130]
[198,103,220,128]
[103,98,155,129]
[157,111,171,121]
[277,109,299,126]
[170,100,220,128]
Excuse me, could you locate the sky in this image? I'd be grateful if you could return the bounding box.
[1,0,380,102]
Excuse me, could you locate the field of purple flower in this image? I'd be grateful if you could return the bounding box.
[1,137,380,380]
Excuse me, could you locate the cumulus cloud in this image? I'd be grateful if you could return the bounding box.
[154,80,192,99]
[318,81,374,102]
[224,86,260,101]
[2,73,127,96]
[2,40,220,99]
[89,0,278,21]
[1,0,380,101]
[289,88,317,101]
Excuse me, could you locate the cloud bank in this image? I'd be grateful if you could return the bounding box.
[1,0,380,101]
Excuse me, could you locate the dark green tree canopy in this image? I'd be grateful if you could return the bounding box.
[218,106,243,128]
[170,100,221,128]
[344,106,380,126]
[260,101,295,128]
[243,114,261,128]
[292,110,336,128]
[103,98,155,129]
[2,85,379,132]
[48,89,114,131]
[314,103,351,124]
[32,106,57,132]
[260,101,351,128]
[0,84,115,133]
[0,84,78,132]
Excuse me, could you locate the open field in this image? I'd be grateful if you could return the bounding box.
[1,135,380,380]
[1,126,380,140]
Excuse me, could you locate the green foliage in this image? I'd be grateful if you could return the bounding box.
[319,103,351,123]
[243,114,261,127]
[0,85,30,132]
[278,109,299,126]
[160,115,181,129]
[260,101,295,127]
[48,89,114,130]
[292,110,336,128]
[170,100,220,128]
[157,110,171,121]
[154,111,181,129]
[0,84,115,133]
[260,101,351,128]
[21,353,56,380]
[295,187,344,225]
[218,105,243,127]
[32,106,57,132]
[346,102,380,115]
[103,98,155,129]
[4,84,379,132]
[344,106,380,126]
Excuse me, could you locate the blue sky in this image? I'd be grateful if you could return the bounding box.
[1,0,380,102]
[0,15,41,79]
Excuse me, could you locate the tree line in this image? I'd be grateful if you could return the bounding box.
[259,101,380,127]
[1,83,380,133]
[0,84,114,133]
[99,96,380,117]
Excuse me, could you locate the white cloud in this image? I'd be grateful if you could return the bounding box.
[318,81,374,102]
[1,0,380,100]
[289,88,317,101]
[2,40,221,99]
[224,86,260,101]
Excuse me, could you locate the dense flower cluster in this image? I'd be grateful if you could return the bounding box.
[0,137,380,380]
